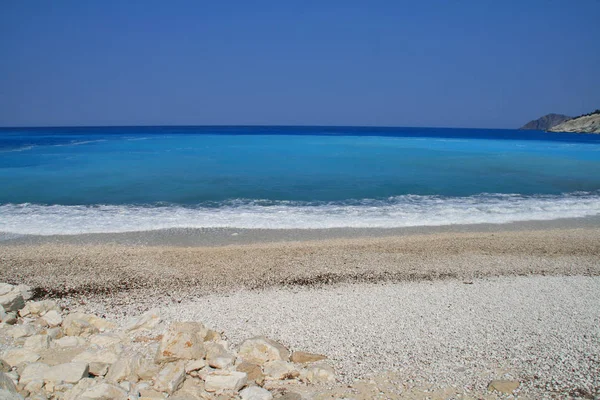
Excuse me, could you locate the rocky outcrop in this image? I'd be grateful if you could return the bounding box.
[519,113,571,130]
[549,110,600,134]
[0,282,337,399]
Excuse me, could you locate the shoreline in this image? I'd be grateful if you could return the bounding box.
[2,215,600,247]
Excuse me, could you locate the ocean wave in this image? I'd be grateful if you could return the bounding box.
[1,193,600,235]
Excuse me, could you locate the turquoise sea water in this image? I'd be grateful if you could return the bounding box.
[1,126,600,234]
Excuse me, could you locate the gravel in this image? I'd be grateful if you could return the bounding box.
[141,276,600,398]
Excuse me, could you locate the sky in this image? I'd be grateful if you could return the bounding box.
[1,1,599,129]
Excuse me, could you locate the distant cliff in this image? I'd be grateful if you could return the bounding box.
[519,113,571,130]
[549,110,600,134]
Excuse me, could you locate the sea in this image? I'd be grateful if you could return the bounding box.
[1,126,600,236]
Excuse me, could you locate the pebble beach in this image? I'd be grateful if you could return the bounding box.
[1,224,600,398]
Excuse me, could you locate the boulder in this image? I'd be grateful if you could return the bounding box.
[18,363,50,385]
[40,311,62,328]
[263,361,299,380]
[0,372,17,393]
[62,318,98,337]
[487,380,520,394]
[0,361,9,373]
[77,382,128,399]
[43,362,89,384]
[236,361,264,385]
[205,342,235,369]
[204,371,247,392]
[89,333,123,348]
[1,348,40,367]
[124,309,161,332]
[15,285,33,302]
[290,351,326,364]
[240,386,273,400]
[72,349,119,365]
[105,353,143,383]
[0,285,25,313]
[301,363,335,384]
[238,337,289,365]
[88,362,109,377]
[19,300,60,317]
[62,313,115,335]
[8,325,36,339]
[0,389,22,400]
[23,335,51,352]
[153,361,185,394]
[155,324,206,363]
[54,336,86,348]
[184,359,206,374]
[0,306,5,323]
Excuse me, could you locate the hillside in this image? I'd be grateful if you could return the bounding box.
[549,110,600,134]
[519,113,571,130]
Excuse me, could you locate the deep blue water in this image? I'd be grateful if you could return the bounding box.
[1,126,600,234]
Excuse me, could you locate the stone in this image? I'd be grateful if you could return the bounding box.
[40,311,62,328]
[0,372,17,393]
[0,306,5,323]
[77,382,128,399]
[124,309,161,332]
[23,335,51,352]
[301,363,335,384]
[24,379,44,394]
[89,333,123,347]
[263,361,299,380]
[290,351,326,364]
[236,362,264,385]
[487,380,520,394]
[72,349,119,365]
[88,362,109,377]
[0,389,22,400]
[204,371,247,392]
[238,337,289,365]
[54,336,86,348]
[0,360,9,373]
[0,285,25,313]
[174,378,210,399]
[62,378,96,400]
[138,387,167,398]
[240,386,273,400]
[153,361,185,394]
[15,285,33,302]
[18,363,50,385]
[9,325,36,339]
[105,353,143,383]
[205,342,235,369]
[2,313,16,326]
[1,349,40,367]
[62,318,98,337]
[20,301,60,317]
[184,359,206,373]
[43,362,89,384]
[155,325,206,363]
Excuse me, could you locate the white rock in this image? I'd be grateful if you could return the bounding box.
[205,342,235,369]
[23,335,51,352]
[124,309,161,332]
[61,377,96,400]
[238,337,290,365]
[62,318,98,337]
[88,362,110,377]
[0,372,18,393]
[40,310,62,327]
[105,353,143,383]
[77,382,128,400]
[73,349,119,365]
[18,363,50,385]
[263,360,299,380]
[89,332,123,347]
[0,306,5,323]
[1,348,40,367]
[8,325,36,339]
[20,300,60,317]
[301,363,335,384]
[240,386,273,400]
[153,361,185,394]
[54,336,87,348]
[0,286,25,313]
[24,379,45,394]
[184,359,206,373]
[0,285,13,297]
[0,389,23,400]
[43,362,89,384]
[204,370,247,392]
[62,313,115,336]
[155,323,206,363]
[15,285,33,301]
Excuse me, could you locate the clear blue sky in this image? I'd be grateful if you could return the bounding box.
[1,1,599,129]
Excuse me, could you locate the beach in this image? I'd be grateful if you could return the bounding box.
[2,222,600,397]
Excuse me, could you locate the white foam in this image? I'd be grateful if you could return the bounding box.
[1,193,600,235]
